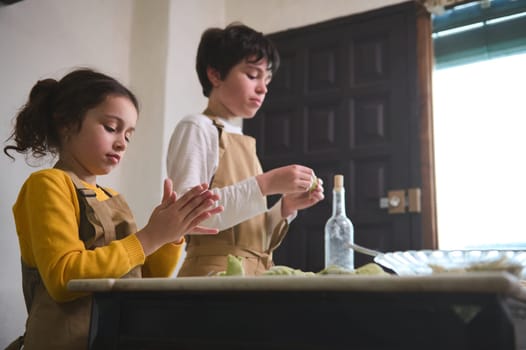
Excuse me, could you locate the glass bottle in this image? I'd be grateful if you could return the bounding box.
[324,174,354,270]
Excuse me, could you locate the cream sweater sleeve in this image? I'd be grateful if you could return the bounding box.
[166,114,268,231]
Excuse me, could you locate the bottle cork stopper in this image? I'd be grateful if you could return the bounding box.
[334,174,343,189]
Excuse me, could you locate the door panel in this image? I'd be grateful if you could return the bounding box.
[244,2,427,272]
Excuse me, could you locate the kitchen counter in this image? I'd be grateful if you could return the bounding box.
[68,272,526,349]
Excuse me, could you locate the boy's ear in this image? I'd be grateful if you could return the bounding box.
[206,67,221,88]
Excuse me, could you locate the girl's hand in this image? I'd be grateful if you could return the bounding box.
[137,179,223,255]
[256,164,315,196]
[281,177,324,218]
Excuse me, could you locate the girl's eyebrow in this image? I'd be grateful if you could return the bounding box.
[104,114,136,132]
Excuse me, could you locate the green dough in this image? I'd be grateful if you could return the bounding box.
[309,176,319,193]
[354,263,389,275]
[263,265,315,276]
[317,263,389,275]
[214,257,388,277]
[317,265,355,275]
[225,254,245,276]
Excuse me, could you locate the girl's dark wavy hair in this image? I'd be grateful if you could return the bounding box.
[3,68,139,161]
[196,22,280,97]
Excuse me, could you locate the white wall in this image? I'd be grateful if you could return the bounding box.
[0,0,403,346]
[0,0,134,345]
[163,0,225,156]
[119,0,172,228]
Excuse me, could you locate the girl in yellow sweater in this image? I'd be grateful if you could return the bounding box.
[4,68,223,349]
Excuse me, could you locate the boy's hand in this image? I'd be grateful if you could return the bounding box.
[280,177,324,218]
[256,164,315,196]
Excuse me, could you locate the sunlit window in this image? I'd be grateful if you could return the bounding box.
[433,52,526,249]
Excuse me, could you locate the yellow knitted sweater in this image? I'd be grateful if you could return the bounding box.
[13,169,183,302]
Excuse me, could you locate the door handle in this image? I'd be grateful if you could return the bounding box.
[379,188,421,214]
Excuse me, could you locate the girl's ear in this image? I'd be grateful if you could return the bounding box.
[206,67,221,88]
[58,125,73,144]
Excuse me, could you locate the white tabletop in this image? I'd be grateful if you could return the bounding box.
[67,272,526,300]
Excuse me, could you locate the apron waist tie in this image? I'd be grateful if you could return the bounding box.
[186,244,273,269]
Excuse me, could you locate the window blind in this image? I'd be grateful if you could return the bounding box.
[433,0,526,69]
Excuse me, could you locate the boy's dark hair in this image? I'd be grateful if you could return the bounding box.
[196,22,280,97]
[3,68,139,161]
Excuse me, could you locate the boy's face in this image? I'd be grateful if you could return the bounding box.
[211,56,272,118]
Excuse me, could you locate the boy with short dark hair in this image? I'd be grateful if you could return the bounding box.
[167,23,324,277]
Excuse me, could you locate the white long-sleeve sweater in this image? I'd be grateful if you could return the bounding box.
[166,113,293,235]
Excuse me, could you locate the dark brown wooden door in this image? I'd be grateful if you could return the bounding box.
[244,2,427,272]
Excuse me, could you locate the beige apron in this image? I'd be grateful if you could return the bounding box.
[7,170,141,350]
[177,117,289,277]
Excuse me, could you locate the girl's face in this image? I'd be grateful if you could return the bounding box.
[60,95,138,184]
[209,56,272,118]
